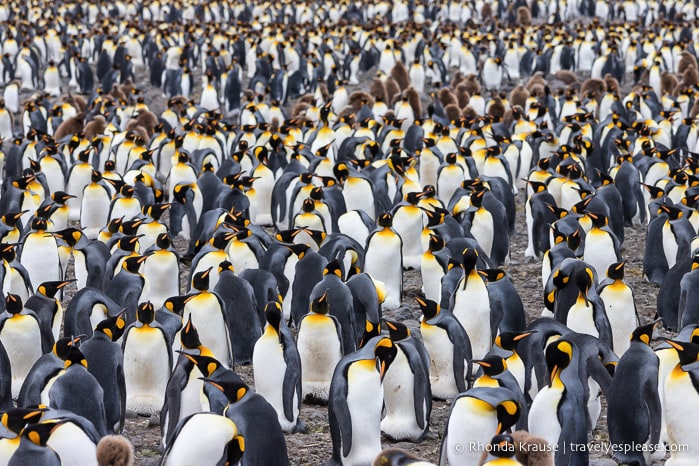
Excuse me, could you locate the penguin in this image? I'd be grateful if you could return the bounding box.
[183,268,233,367]
[439,386,521,466]
[214,261,261,365]
[203,371,290,466]
[0,242,32,303]
[297,285,343,398]
[8,421,63,465]
[63,287,123,340]
[80,313,127,434]
[19,218,61,289]
[104,255,150,320]
[0,294,50,398]
[364,213,403,310]
[381,320,432,442]
[16,336,78,408]
[582,212,622,279]
[47,347,109,437]
[371,448,435,465]
[142,233,180,309]
[252,301,305,433]
[463,188,510,267]
[472,355,529,431]
[661,339,699,465]
[328,336,397,466]
[80,171,113,239]
[309,261,356,354]
[416,296,472,400]
[0,408,46,462]
[598,262,639,355]
[607,321,663,466]
[160,412,244,466]
[121,302,172,416]
[25,280,73,343]
[527,339,589,465]
[392,192,426,270]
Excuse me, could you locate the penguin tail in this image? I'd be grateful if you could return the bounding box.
[96,435,135,466]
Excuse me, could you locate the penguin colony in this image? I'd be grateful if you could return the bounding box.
[2,0,699,465]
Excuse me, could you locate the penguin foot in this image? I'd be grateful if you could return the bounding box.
[292,421,308,434]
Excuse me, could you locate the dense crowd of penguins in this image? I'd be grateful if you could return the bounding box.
[2,0,699,465]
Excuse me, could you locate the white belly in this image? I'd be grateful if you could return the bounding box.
[380,348,424,441]
[343,363,383,466]
[182,296,231,366]
[48,423,98,466]
[364,233,402,310]
[602,286,637,355]
[226,242,259,275]
[445,397,498,465]
[1,316,43,398]
[123,327,171,415]
[421,324,460,399]
[528,385,564,449]
[297,316,342,401]
[583,232,616,278]
[566,300,599,338]
[452,277,491,360]
[420,255,444,303]
[664,372,699,463]
[470,210,494,258]
[253,332,296,431]
[21,236,60,287]
[338,212,370,247]
[164,413,237,466]
[144,253,180,308]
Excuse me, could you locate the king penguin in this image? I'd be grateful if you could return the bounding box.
[364,213,403,310]
[380,320,432,442]
[122,302,172,416]
[161,412,244,466]
[252,301,305,434]
[328,336,397,466]
[598,262,639,355]
[297,292,344,403]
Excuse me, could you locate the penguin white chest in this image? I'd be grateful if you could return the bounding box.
[420,324,458,399]
[445,397,498,465]
[123,327,171,415]
[380,347,423,441]
[164,413,237,466]
[297,315,342,401]
[21,234,60,287]
[453,274,491,359]
[1,315,43,398]
[583,230,615,277]
[663,369,699,461]
[364,231,402,310]
[47,422,98,466]
[662,222,680,269]
[470,208,494,258]
[183,295,231,366]
[343,360,383,466]
[253,331,295,430]
[566,298,599,338]
[528,385,564,449]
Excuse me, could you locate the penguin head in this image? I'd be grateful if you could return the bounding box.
[202,377,250,403]
[423,207,448,227]
[164,296,187,316]
[358,320,382,348]
[333,162,349,182]
[461,248,479,271]
[1,211,26,228]
[416,295,439,321]
[606,262,625,280]
[263,301,283,335]
[469,188,486,208]
[91,170,103,183]
[486,434,517,459]
[122,255,148,274]
[51,191,76,205]
[377,212,394,228]
[374,337,397,381]
[4,294,22,315]
[180,315,203,350]
[0,243,17,262]
[323,261,343,279]
[147,203,171,222]
[155,233,172,250]
[221,435,246,466]
[104,160,117,172]
[21,420,65,447]
[1,408,46,435]
[30,217,48,232]
[310,292,330,315]
[630,320,659,346]
[301,198,315,213]
[211,231,235,250]
[64,347,88,370]
[53,335,83,360]
[95,311,127,342]
[495,331,532,351]
[427,234,445,252]
[545,339,574,383]
[121,218,145,235]
[474,355,507,377]
[218,261,234,275]
[136,302,155,325]
[664,339,699,366]
[179,351,224,377]
[372,448,430,465]
[384,320,410,341]
[37,280,75,299]
[192,267,213,291]
[692,254,699,272]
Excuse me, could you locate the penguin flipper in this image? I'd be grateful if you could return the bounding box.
[446,320,472,390]
[281,334,302,424]
[403,341,431,430]
[117,362,126,434]
[328,373,353,458]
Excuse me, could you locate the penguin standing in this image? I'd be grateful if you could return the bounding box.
[598,262,639,355]
[0,294,50,398]
[582,212,622,279]
[328,336,396,466]
[296,293,344,403]
[252,301,305,433]
[607,322,663,466]
[80,313,127,434]
[392,192,425,270]
[381,320,432,442]
[122,302,172,416]
[309,261,356,354]
[19,218,61,289]
[80,171,113,239]
[364,213,403,310]
[417,296,472,399]
[440,386,521,466]
[142,233,180,309]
